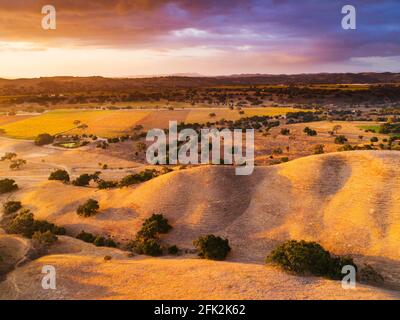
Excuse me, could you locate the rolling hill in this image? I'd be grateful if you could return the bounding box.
[1,150,400,299]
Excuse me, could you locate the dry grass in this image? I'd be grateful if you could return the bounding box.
[1,128,399,299]
[1,237,398,300]
[0,109,151,139]
[0,107,303,139]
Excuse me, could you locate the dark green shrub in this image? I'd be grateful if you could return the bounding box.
[49,169,70,182]
[128,214,172,256]
[168,245,179,255]
[280,128,290,135]
[32,230,58,245]
[0,152,17,161]
[72,174,92,186]
[5,209,35,237]
[370,136,379,143]
[266,240,356,280]
[119,169,157,187]
[304,127,317,136]
[103,238,117,248]
[3,201,22,215]
[313,144,324,154]
[33,219,66,235]
[0,178,18,194]
[334,135,348,144]
[97,180,118,189]
[76,231,116,248]
[4,209,65,238]
[338,144,354,152]
[93,236,105,247]
[35,133,54,146]
[77,199,99,217]
[76,230,95,243]
[193,235,231,261]
[138,214,172,239]
[130,238,162,256]
[9,159,26,170]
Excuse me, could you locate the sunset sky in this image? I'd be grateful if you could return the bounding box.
[0,0,399,78]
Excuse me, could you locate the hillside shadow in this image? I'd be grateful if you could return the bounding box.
[316,154,352,197]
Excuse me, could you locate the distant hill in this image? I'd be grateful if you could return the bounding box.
[0,73,400,94]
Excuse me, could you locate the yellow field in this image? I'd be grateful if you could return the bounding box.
[0,109,151,139]
[0,107,304,139]
[185,107,302,123]
[0,115,34,126]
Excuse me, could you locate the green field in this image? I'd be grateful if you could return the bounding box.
[357,125,380,132]
[0,107,305,139]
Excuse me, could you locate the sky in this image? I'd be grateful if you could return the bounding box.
[0,0,399,78]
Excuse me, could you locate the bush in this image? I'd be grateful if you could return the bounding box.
[3,201,22,215]
[76,230,95,243]
[280,128,290,135]
[77,199,99,217]
[9,159,26,170]
[168,245,179,255]
[33,219,66,235]
[303,127,317,136]
[313,144,324,155]
[0,178,18,194]
[193,235,231,261]
[266,240,356,280]
[104,255,112,261]
[32,230,58,245]
[3,209,64,238]
[334,135,348,144]
[103,238,117,248]
[370,136,379,143]
[72,174,92,186]
[138,214,172,238]
[128,214,172,256]
[5,209,35,237]
[129,238,162,256]
[0,152,17,161]
[97,180,118,189]
[48,169,70,182]
[93,236,105,247]
[76,231,116,248]
[35,133,54,146]
[337,144,355,152]
[119,169,158,187]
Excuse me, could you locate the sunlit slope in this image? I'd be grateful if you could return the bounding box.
[0,237,398,300]
[15,150,400,263]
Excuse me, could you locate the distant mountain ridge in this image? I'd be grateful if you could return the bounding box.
[0,72,399,94]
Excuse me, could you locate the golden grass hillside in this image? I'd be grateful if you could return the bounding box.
[14,151,400,261]
[0,237,398,300]
[2,150,400,299]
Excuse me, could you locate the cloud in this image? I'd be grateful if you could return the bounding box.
[0,0,399,75]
